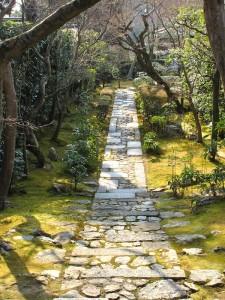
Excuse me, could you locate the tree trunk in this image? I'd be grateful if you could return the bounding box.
[204,0,225,93]
[26,128,45,168]
[0,63,17,210]
[210,70,220,161]
[136,54,183,112]
[51,97,64,142]
[183,65,203,143]
[188,95,203,143]
[52,109,63,142]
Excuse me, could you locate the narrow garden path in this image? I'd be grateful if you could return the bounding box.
[55,88,190,299]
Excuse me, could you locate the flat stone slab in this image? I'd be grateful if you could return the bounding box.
[100,172,128,179]
[189,269,224,284]
[182,248,203,256]
[91,210,159,217]
[163,221,190,228]
[107,138,121,144]
[131,222,161,232]
[36,249,66,263]
[142,241,171,250]
[71,247,147,257]
[106,231,168,242]
[106,145,125,150]
[138,279,188,299]
[175,234,206,244]
[127,141,142,148]
[160,211,185,219]
[80,265,186,279]
[127,148,143,156]
[95,192,135,199]
[102,161,120,169]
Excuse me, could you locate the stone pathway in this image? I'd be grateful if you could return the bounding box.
[54,89,191,299]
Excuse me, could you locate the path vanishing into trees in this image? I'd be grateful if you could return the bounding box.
[52,88,190,299]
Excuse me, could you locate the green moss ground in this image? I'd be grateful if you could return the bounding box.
[139,86,225,299]
[0,86,114,300]
[145,137,220,189]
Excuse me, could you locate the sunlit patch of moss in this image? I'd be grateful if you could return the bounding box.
[145,137,224,189]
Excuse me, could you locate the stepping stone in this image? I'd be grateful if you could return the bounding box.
[182,248,203,256]
[138,279,188,299]
[127,141,142,148]
[127,148,143,156]
[102,161,120,169]
[95,192,135,199]
[71,247,147,256]
[106,145,125,150]
[81,284,101,297]
[36,249,66,263]
[131,256,156,266]
[106,231,168,242]
[80,265,186,279]
[100,172,128,179]
[142,241,171,250]
[107,138,121,144]
[98,179,119,191]
[189,269,224,285]
[92,210,159,217]
[175,234,206,244]
[160,211,185,219]
[131,222,161,232]
[163,221,190,228]
[108,132,121,137]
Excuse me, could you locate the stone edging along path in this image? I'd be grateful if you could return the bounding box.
[54,88,192,299]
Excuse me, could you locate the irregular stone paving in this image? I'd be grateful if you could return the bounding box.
[54,89,190,299]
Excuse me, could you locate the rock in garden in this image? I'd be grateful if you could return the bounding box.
[138,279,187,299]
[213,246,225,253]
[175,234,206,244]
[13,235,33,241]
[184,281,199,292]
[105,293,120,299]
[130,256,156,267]
[81,284,101,297]
[48,147,59,161]
[36,248,66,263]
[160,211,185,219]
[189,269,224,286]
[54,231,74,245]
[41,270,60,279]
[163,221,190,228]
[115,256,130,265]
[0,240,14,251]
[182,248,203,256]
[104,284,121,293]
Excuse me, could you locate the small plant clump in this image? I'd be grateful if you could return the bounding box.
[169,164,225,198]
[143,131,161,155]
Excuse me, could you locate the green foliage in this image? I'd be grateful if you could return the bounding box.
[64,145,88,190]
[150,115,167,134]
[169,163,225,197]
[143,132,161,154]
[133,75,153,87]
[168,8,215,121]
[72,120,99,172]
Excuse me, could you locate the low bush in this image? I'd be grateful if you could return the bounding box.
[143,132,161,154]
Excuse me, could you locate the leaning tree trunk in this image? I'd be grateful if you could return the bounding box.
[210,70,220,161]
[0,63,17,210]
[137,54,183,112]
